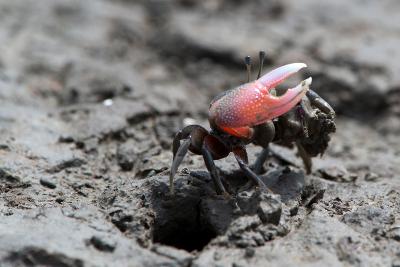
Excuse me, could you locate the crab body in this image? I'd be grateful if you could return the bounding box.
[170,52,335,195]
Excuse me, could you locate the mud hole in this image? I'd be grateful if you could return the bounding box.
[1,0,400,267]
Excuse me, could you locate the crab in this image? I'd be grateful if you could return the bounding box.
[170,51,335,195]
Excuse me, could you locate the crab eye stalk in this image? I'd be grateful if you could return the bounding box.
[244,56,251,83]
[257,50,266,79]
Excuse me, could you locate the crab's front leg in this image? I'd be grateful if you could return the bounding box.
[170,125,230,195]
[170,125,207,194]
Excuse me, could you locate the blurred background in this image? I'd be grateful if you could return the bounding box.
[0,0,399,266]
[1,0,399,174]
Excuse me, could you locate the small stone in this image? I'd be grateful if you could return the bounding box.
[58,135,74,143]
[257,192,282,225]
[40,178,57,189]
[365,172,379,181]
[89,236,116,252]
[244,247,255,258]
[0,144,10,150]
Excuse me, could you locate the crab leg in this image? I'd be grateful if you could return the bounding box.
[233,147,270,191]
[296,141,312,174]
[170,125,209,194]
[170,139,191,194]
[251,121,275,174]
[306,90,335,116]
[252,147,270,174]
[202,143,228,195]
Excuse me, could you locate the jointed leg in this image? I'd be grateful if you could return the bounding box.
[253,147,270,174]
[170,139,191,194]
[233,147,270,191]
[296,141,312,174]
[170,125,208,194]
[202,143,228,195]
[251,121,275,174]
[172,125,207,157]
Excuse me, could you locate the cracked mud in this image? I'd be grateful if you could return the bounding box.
[0,1,400,267]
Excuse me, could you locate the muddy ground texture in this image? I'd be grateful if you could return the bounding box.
[0,0,400,266]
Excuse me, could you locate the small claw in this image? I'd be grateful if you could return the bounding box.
[258,63,307,90]
[306,90,336,117]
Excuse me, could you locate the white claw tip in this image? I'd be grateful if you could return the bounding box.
[288,63,307,71]
[302,77,312,89]
[296,62,307,68]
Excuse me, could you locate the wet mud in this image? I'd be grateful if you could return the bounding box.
[0,0,399,266]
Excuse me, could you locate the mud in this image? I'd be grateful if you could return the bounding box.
[0,0,400,266]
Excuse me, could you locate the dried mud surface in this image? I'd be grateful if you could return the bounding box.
[0,1,400,267]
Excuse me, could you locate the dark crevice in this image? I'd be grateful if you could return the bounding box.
[152,195,217,252]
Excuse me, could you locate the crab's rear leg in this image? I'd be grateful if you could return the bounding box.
[252,147,272,175]
[296,141,312,174]
[233,147,271,192]
[251,121,275,174]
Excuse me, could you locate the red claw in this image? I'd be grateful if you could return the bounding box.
[209,63,311,138]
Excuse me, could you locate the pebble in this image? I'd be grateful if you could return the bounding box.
[40,178,57,189]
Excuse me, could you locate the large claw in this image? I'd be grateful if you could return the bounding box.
[262,77,312,120]
[258,63,307,90]
[209,63,311,131]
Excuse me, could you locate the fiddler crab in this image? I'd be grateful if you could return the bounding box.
[170,51,336,195]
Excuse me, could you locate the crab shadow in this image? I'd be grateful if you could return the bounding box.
[150,168,305,252]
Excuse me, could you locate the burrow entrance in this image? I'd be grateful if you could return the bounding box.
[152,194,217,252]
